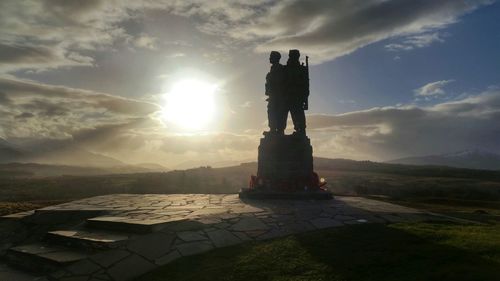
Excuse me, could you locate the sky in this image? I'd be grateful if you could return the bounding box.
[0,0,499,168]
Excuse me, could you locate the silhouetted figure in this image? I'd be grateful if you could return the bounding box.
[265,51,286,135]
[284,49,309,135]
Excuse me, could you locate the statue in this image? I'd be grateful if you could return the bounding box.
[265,51,286,135]
[284,49,309,136]
[265,49,309,136]
[239,48,331,199]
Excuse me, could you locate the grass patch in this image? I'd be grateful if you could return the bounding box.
[137,222,500,281]
[376,197,500,224]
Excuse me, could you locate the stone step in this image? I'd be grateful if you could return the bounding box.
[46,229,130,250]
[0,210,35,222]
[86,216,187,233]
[29,209,104,225]
[5,243,90,274]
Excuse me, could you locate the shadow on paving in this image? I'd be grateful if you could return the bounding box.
[136,222,500,281]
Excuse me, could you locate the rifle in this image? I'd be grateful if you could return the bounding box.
[304,56,309,110]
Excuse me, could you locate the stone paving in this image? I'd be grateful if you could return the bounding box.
[0,194,445,281]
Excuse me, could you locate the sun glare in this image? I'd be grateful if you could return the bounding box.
[162,79,217,130]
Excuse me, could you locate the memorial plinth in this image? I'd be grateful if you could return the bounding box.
[258,134,313,182]
[240,133,333,199]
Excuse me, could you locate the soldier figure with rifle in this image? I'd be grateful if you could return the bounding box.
[284,49,309,136]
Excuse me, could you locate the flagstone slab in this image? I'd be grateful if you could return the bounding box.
[7,243,90,272]
[231,217,269,232]
[87,216,187,233]
[206,229,241,248]
[127,233,175,260]
[154,250,181,266]
[175,241,214,256]
[90,249,130,268]
[107,254,155,281]
[0,210,35,221]
[47,230,130,249]
[177,231,207,242]
[66,259,101,275]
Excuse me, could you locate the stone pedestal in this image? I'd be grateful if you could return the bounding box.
[258,134,313,184]
[240,133,332,200]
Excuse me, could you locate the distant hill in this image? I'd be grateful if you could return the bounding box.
[388,149,500,170]
[0,162,162,178]
[134,163,169,171]
[28,146,125,167]
[0,139,170,176]
[0,138,124,167]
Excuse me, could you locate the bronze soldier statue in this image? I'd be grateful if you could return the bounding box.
[265,51,286,135]
[284,49,309,136]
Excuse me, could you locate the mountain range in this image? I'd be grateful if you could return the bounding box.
[0,138,168,174]
[388,149,500,170]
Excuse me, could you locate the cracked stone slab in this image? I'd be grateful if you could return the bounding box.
[176,241,214,256]
[87,216,187,233]
[177,231,207,242]
[9,243,89,264]
[90,249,130,268]
[107,254,155,281]
[127,232,175,260]
[231,217,269,232]
[47,230,130,246]
[206,229,241,248]
[66,259,101,275]
[155,251,181,266]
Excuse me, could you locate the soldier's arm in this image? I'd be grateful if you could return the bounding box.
[265,73,270,96]
[303,66,309,97]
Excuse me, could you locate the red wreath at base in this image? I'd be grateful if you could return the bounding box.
[249,172,327,192]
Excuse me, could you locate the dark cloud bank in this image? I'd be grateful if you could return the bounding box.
[308,89,500,160]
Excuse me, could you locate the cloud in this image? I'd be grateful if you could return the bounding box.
[0,43,93,72]
[385,32,445,51]
[0,91,10,104]
[0,0,130,72]
[133,33,159,50]
[414,80,455,97]
[0,77,160,139]
[1,0,492,72]
[306,89,500,160]
[0,77,259,166]
[247,0,491,63]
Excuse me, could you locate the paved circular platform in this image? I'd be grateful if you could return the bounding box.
[0,194,443,281]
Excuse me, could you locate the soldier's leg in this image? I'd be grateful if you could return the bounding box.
[267,99,276,132]
[276,99,288,134]
[290,100,306,134]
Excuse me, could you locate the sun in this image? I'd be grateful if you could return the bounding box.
[162,79,218,130]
